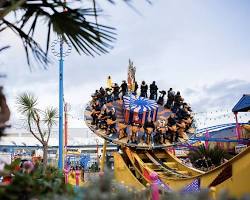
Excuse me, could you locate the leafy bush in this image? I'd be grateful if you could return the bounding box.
[188,144,233,170]
[0,159,75,200]
[1,160,249,200]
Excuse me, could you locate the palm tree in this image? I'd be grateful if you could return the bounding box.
[0,0,117,67]
[17,93,57,171]
[0,0,151,68]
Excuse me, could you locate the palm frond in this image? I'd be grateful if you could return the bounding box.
[0,0,26,19]
[43,107,58,127]
[0,45,10,52]
[16,92,38,115]
[2,19,50,68]
[1,0,116,67]
[1,0,152,67]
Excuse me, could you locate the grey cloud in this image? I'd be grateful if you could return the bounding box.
[191,79,250,112]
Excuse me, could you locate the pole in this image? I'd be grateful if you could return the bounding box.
[96,139,99,166]
[100,140,107,172]
[64,103,68,149]
[51,0,71,170]
[234,112,241,140]
[58,38,64,170]
[205,129,209,149]
[63,103,68,169]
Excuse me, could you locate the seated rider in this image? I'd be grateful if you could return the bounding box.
[97,111,108,129]
[145,127,154,145]
[129,122,140,144]
[112,83,120,101]
[155,117,168,144]
[144,119,155,131]
[176,118,188,140]
[120,80,128,99]
[117,122,128,140]
[166,114,178,143]
[99,87,106,106]
[106,88,113,103]
[91,101,101,126]
[106,109,117,134]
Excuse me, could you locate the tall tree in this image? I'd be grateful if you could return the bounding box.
[17,93,57,171]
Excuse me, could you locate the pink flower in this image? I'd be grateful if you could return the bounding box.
[23,161,34,173]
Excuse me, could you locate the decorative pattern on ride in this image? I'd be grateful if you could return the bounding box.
[123,95,158,124]
[181,178,200,192]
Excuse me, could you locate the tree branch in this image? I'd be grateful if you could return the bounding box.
[28,116,43,144]
[34,111,45,142]
[46,124,52,144]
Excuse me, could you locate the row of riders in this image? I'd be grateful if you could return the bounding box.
[90,80,193,145]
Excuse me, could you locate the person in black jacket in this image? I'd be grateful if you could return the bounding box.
[140,81,148,98]
[157,90,166,105]
[164,88,175,109]
[112,83,120,101]
[149,81,158,100]
[134,81,138,95]
[120,80,128,99]
[172,91,183,113]
[166,114,178,143]
[99,87,106,106]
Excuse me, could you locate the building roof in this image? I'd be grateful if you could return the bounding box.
[232,94,250,113]
[0,128,103,147]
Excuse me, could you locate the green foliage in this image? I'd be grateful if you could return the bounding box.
[188,144,232,170]
[0,160,75,200]
[16,92,57,144]
[16,92,58,170]
[0,0,153,67]
[1,162,249,200]
[17,92,38,117]
[0,0,116,67]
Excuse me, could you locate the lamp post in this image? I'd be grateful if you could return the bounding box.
[51,38,71,170]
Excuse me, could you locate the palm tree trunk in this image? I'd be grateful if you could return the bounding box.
[42,143,48,172]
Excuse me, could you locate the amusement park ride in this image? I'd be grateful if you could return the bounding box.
[83,61,250,198]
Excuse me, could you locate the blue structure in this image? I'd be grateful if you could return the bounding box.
[79,155,91,170]
[51,36,71,170]
[58,39,64,170]
[232,94,250,112]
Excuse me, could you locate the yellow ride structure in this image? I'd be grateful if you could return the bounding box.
[114,146,250,198]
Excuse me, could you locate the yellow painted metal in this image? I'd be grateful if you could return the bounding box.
[164,146,250,193]
[100,140,107,172]
[113,152,145,190]
[164,150,204,176]
[119,146,250,198]
[68,171,84,186]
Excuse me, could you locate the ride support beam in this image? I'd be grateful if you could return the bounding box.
[100,140,107,172]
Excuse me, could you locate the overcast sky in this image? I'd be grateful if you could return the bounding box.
[1,0,250,130]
